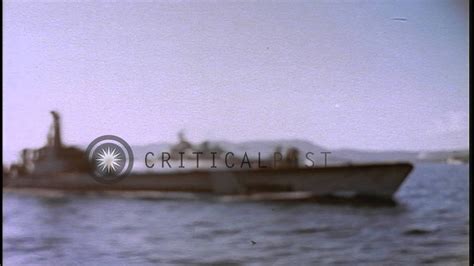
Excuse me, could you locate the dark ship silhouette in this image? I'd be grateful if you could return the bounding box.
[6,111,90,177]
[4,112,413,202]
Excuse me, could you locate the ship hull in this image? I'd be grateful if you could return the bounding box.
[5,162,413,200]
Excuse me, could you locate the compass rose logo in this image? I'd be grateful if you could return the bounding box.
[96,147,122,173]
[85,135,134,184]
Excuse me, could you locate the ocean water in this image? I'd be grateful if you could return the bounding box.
[3,163,469,265]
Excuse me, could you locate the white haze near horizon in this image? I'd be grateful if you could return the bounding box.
[3,0,469,164]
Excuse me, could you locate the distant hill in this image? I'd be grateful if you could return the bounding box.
[13,140,465,167]
[130,139,469,165]
[132,143,170,161]
[334,149,419,163]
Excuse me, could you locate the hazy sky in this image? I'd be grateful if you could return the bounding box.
[3,0,469,162]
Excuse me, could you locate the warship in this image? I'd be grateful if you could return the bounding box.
[3,112,413,202]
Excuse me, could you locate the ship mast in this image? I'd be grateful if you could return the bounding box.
[50,111,62,151]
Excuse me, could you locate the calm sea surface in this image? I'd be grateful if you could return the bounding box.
[3,163,469,265]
